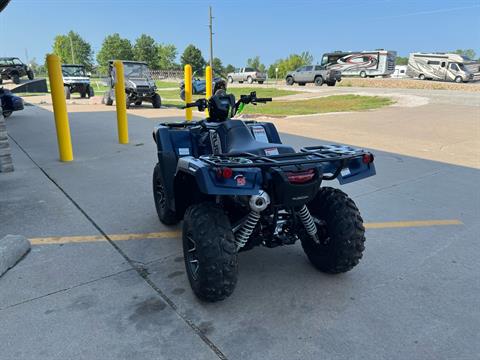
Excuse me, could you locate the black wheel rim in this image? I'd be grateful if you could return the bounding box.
[185,232,199,280]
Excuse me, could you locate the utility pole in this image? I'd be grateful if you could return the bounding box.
[208,5,213,69]
[69,33,75,64]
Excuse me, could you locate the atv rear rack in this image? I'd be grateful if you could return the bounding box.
[199,145,371,169]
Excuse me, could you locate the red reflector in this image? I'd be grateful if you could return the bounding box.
[222,167,233,179]
[363,153,374,164]
[286,169,315,184]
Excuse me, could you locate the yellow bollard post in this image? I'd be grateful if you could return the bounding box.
[114,60,129,144]
[46,54,73,162]
[184,64,193,121]
[205,65,212,118]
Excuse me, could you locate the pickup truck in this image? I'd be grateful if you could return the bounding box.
[227,67,266,84]
[285,65,341,86]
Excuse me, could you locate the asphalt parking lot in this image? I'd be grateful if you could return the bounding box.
[1,89,479,359]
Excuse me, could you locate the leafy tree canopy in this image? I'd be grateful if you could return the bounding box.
[96,33,134,73]
[52,31,93,71]
[181,44,206,75]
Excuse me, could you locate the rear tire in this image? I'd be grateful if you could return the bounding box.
[3,111,12,118]
[455,76,463,83]
[228,76,233,83]
[12,74,20,84]
[360,71,367,78]
[180,89,185,101]
[135,100,142,106]
[183,202,238,302]
[88,86,94,98]
[64,86,71,100]
[153,164,179,225]
[327,81,336,86]
[27,70,34,80]
[419,74,425,80]
[300,187,366,274]
[258,81,264,84]
[247,76,253,84]
[80,89,87,98]
[286,76,294,85]
[152,93,161,108]
[314,76,324,86]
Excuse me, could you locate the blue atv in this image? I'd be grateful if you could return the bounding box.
[0,87,24,118]
[152,91,376,302]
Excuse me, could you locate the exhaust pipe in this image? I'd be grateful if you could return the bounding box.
[249,190,270,212]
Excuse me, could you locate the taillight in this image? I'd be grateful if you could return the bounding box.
[362,153,374,164]
[286,169,315,184]
[216,167,233,179]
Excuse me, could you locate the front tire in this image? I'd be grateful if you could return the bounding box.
[360,71,367,78]
[152,93,161,108]
[27,70,34,80]
[12,74,20,84]
[228,76,233,83]
[247,76,253,84]
[183,202,238,302]
[153,164,178,225]
[3,111,12,118]
[419,74,425,80]
[314,76,324,86]
[286,76,294,85]
[64,86,71,100]
[455,76,463,83]
[300,187,365,274]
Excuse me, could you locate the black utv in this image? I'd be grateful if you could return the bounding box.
[0,57,34,84]
[102,60,161,108]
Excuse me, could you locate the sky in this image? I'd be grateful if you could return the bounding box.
[1,0,479,66]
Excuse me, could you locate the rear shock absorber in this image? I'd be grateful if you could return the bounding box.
[297,205,319,243]
[234,190,270,250]
[234,211,261,249]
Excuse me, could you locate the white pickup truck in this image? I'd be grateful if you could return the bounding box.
[227,67,266,84]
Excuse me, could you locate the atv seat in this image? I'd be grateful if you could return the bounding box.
[218,120,295,156]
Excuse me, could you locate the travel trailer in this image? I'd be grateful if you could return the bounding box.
[320,50,396,77]
[406,53,475,83]
[391,65,407,78]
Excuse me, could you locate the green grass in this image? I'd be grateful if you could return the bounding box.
[241,95,394,116]
[155,80,178,88]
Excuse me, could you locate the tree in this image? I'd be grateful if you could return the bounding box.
[396,56,409,65]
[133,34,158,69]
[52,31,93,70]
[181,44,206,75]
[272,52,314,78]
[452,49,476,60]
[212,57,224,75]
[157,44,177,69]
[247,56,266,72]
[224,64,235,74]
[96,33,134,73]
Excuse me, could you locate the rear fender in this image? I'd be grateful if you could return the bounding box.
[176,157,263,196]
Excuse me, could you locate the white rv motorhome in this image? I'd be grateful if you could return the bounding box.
[406,53,475,83]
[321,50,396,77]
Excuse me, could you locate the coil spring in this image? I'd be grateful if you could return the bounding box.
[235,211,261,249]
[298,205,317,237]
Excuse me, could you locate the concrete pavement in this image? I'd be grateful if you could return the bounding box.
[1,100,479,359]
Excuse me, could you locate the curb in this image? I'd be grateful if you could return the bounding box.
[0,235,31,277]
